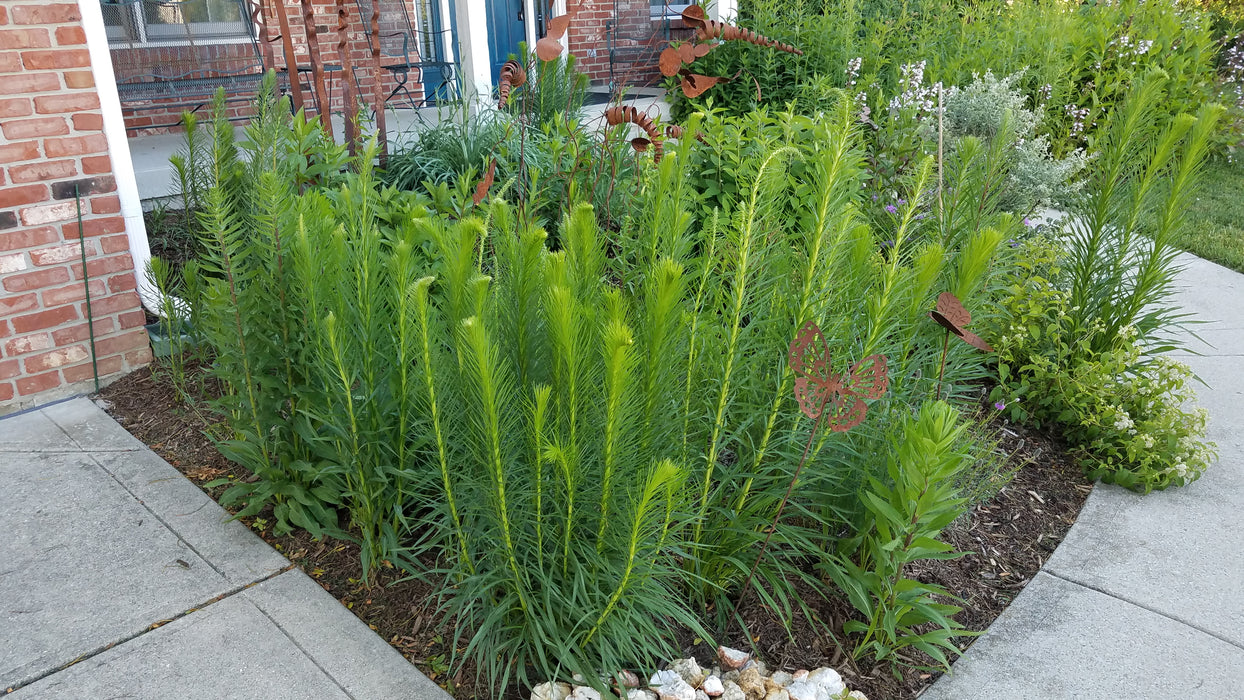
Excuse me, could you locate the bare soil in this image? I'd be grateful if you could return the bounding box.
[100,364,1090,700]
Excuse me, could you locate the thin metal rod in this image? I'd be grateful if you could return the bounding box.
[737,393,829,607]
[935,329,950,402]
[75,184,100,393]
[336,0,359,154]
[299,0,332,131]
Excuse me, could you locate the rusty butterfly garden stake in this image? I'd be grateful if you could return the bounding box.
[735,321,889,607]
[929,292,994,400]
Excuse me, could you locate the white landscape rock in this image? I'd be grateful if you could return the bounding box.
[532,682,572,700]
[763,689,790,700]
[627,690,658,700]
[670,658,708,688]
[717,646,751,670]
[571,686,603,700]
[806,668,845,696]
[702,675,725,697]
[769,671,793,688]
[696,691,711,700]
[720,680,747,700]
[617,670,641,688]
[783,681,826,700]
[650,670,697,700]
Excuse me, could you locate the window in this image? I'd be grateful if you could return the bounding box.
[102,0,250,45]
[651,2,693,21]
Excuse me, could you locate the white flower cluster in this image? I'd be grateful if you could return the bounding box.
[845,56,862,88]
[887,61,942,117]
[1065,103,1092,136]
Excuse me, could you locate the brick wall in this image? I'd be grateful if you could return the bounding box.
[565,0,690,87]
[1,0,152,413]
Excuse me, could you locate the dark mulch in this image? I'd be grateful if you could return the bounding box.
[99,365,1090,700]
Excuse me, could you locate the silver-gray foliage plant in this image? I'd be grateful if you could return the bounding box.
[945,71,1088,212]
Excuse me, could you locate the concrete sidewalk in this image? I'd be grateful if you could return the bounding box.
[925,253,1244,699]
[0,398,449,699]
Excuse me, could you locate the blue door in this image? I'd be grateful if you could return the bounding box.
[486,0,526,86]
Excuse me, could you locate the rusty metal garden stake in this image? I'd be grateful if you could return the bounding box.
[336,0,359,154]
[274,0,305,112]
[298,0,332,131]
[369,0,387,163]
[735,321,889,608]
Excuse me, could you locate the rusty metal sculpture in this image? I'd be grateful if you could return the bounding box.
[929,292,993,400]
[336,0,360,154]
[473,159,497,206]
[658,5,802,99]
[536,13,573,61]
[369,0,388,163]
[736,321,889,607]
[498,59,527,108]
[298,0,332,126]
[605,105,676,163]
[272,0,305,112]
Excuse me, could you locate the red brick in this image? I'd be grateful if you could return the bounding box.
[0,292,38,316]
[0,51,20,73]
[107,271,137,293]
[4,71,60,93]
[2,266,69,292]
[63,355,123,383]
[0,6,8,24]
[81,155,111,174]
[0,359,17,380]
[71,112,102,131]
[92,196,121,216]
[34,92,99,114]
[117,309,145,329]
[0,321,9,339]
[44,134,107,158]
[0,140,40,164]
[43,278,104,307]
[21,49,90,70]
[123,346,152,367]
[95,328,150,356]
[0,97,32,117]
[20,202,75,226]
[62,216,124,238]
[54,26,85,46]
[4,332,51,356]
[99,233,129,254]
[72,253,133,280]
[63,70,92,89]
[0,184,48,208]
[11,305,78,333]
[23,344,88,372]
[11,4,81,24]
[16,370,60,396]
[30,242,88,266]
[9,159,75,183]
[0,116,67,139]
[0,226,57,252]
[52,315,114,344]
[0,382,13,402]
[88,291,140,316]
[0,28,49,49]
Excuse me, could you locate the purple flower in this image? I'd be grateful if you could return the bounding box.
[1023,218,1034,227]
[884,205,898,214]
[872,194,879,201]
[1009,238,1019,248]
[994,401,1006,411]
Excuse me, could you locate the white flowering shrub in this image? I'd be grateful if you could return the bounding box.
[944,71,1088,212]
[987,238,1216,492]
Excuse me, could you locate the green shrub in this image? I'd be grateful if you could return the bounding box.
[669,0,1223,155]
[988,238,1216,492]
[823,400,977,671]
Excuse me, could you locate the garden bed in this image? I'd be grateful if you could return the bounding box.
[98,364,1090,700]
